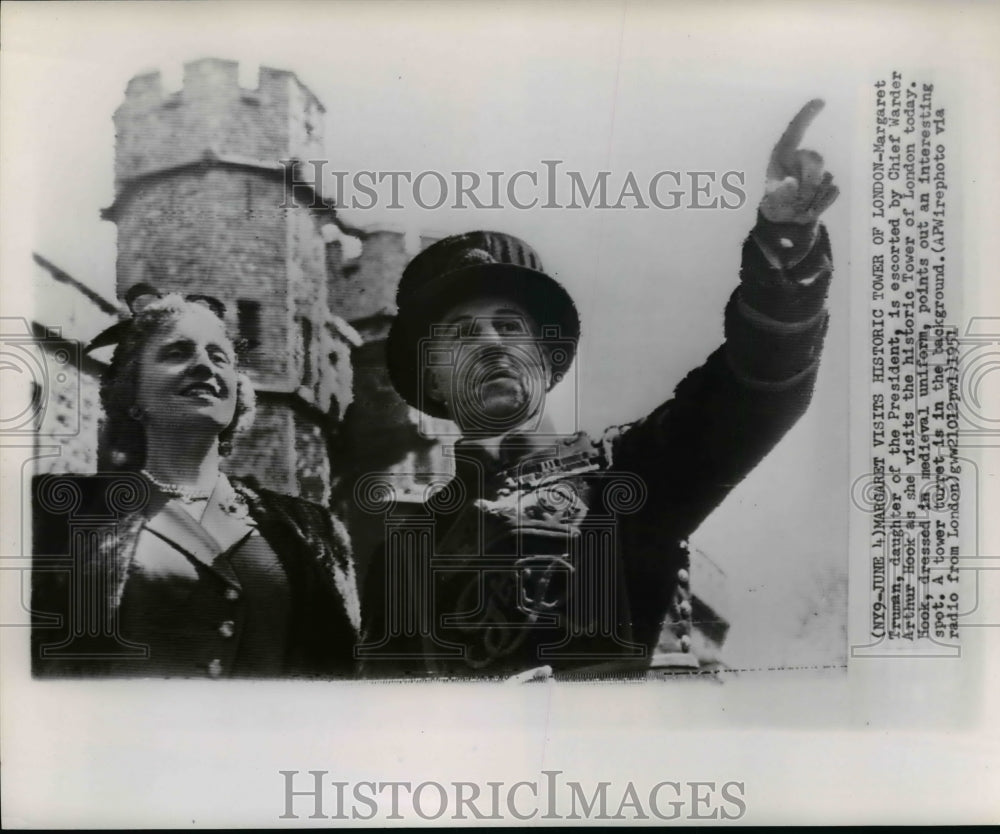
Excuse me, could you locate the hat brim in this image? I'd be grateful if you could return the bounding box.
[386,262,580,420]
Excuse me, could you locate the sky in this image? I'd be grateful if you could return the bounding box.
[2,0,859,667]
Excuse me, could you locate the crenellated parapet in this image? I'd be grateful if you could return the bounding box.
[113,58,325,190]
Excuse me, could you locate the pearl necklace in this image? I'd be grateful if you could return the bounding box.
[140,469,252,520]
[140,469,216,502]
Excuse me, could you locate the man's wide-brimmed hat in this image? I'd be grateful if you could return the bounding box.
[385,231,580,419]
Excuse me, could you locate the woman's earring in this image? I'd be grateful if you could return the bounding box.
[127,404,146,422]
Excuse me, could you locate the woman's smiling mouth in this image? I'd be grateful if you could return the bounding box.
[180,381,222,399]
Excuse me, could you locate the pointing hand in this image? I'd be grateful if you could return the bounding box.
[760,99,839,224]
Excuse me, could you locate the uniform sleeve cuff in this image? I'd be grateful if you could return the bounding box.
[751,211,820,271]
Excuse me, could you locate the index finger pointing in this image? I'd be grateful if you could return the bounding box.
[773,98,825,163]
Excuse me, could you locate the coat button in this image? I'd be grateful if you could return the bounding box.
[224,588,240,602]
[676,568,690,584]
[218,620,235,638]
[207,658,223,677]
[678,600,692,617]
[679,635,691,653]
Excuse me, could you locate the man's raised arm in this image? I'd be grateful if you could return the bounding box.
[611,100,840,543]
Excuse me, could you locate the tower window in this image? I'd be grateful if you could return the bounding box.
[300,317,313,385]
[237,299,262,348]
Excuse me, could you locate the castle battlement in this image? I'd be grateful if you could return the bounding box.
[114,59,326,189]
[120,59,325,113]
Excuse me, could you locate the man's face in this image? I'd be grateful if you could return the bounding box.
[135,306,239,435]
[425,295,551,435]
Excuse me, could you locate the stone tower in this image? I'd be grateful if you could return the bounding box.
[326,227,454,567]
[103,59,356,503]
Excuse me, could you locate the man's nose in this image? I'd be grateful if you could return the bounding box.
[473,320,504,342]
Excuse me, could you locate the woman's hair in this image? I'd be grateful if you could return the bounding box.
[98,294,256,471]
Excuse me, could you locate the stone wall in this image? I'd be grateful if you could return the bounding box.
[113,169,292,381]
[328,229,410,323]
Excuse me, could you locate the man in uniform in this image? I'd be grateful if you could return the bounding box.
[359,100,839,679]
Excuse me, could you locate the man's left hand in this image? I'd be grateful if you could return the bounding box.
[760,98,839,225]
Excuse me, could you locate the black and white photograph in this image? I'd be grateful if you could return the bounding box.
[2,0,998,826]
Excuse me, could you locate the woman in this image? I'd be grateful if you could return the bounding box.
[32,286,360,678]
